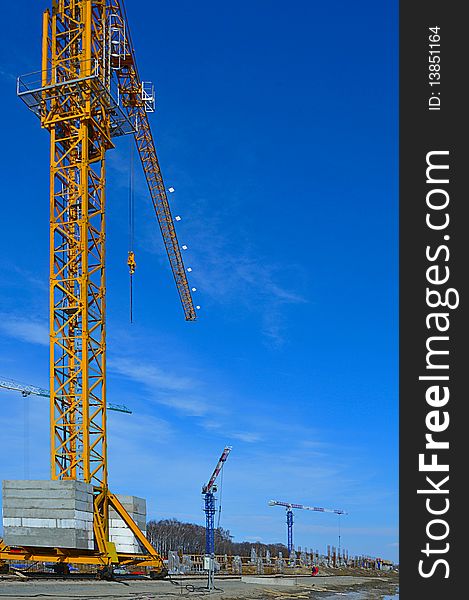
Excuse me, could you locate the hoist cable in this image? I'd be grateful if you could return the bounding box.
[128,137,135,323]
[129,137,135,250]
[216,464,224,530]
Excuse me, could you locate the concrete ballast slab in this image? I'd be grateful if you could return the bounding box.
[3,507,93,519]
[109,494,146,554]
[2,480,94,550]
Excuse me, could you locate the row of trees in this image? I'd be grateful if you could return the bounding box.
[146,518,288,557]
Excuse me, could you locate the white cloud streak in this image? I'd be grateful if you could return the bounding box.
[229,431,262,443]
[0,314,48,346]
[140,200,308,347]
[109,355,212,417]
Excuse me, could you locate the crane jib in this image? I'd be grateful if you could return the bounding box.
[270,500,347,515]
[203,446,232,493]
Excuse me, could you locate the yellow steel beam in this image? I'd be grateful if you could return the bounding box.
[0,540,162,568]
[5,0,170,572]
[108,492,163,561]
[42,0,109,552]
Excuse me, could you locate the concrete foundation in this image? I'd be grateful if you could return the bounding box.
[242,576,297,586]
[109,495,146,554]
[2,480,94,550]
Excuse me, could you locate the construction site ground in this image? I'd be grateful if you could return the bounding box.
[0,570,399,599]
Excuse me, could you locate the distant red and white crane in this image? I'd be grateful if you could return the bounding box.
[268,500,347,554]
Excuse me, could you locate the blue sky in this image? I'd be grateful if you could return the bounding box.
[0,1,398,562]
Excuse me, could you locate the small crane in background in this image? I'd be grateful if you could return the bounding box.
[202,446,232,590]
[268,499,347,556]
[0,377,132,414]
[1,376,131,480]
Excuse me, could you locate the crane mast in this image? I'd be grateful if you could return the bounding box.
[2,0,196,570]
[41,0,106,495]
[40,2,112,548]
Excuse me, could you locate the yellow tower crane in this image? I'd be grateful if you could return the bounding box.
[0,0,196,574]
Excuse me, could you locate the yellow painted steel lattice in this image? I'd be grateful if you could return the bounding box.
[2,0,196,571]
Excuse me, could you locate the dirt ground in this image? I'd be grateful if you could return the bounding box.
[0,572,399,600]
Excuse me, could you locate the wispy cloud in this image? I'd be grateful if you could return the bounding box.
[300,439,331,449]
[0,263,49,293]
[110,412,173,446]
[230,431,262,443]
[196,252,308,348]
[140,199,308,347]
[0,313,48,346]
[110,356,195,393]
[109,355,213,417]
[199,419,262,444]
[0,68,15,82]
[195,251,306,308]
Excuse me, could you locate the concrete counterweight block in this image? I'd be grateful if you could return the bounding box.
[109,495,146,554]
[2,480,94,550]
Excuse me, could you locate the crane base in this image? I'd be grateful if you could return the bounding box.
[0,539,164,570]
[1,485,163,573]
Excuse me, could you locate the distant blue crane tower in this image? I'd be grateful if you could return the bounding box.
[202,446,232,555]
[268,500,347,554]
[287,508,293,552]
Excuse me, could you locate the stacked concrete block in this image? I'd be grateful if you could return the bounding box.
[109,495,146,554]
[2,480,94,550]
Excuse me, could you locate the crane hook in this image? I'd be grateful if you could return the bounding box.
[128,251,136,323]
[127,250,136,275]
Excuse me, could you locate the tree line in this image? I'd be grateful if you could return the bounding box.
[146,518,288,557]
